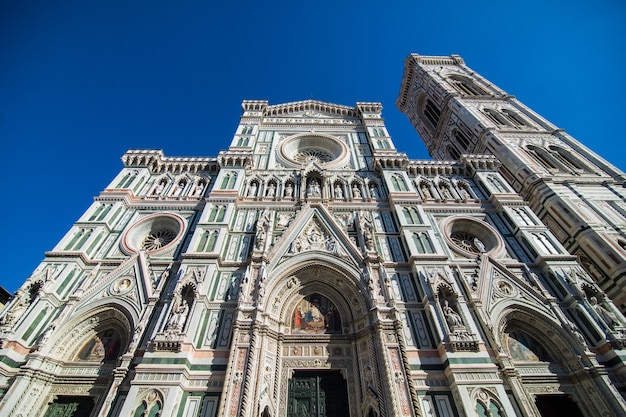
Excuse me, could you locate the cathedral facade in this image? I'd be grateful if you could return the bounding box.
[1,55,626,417]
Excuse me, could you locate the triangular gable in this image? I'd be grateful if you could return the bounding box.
[74,251,155,319]
[268,204,362,267]
[477,255,553,318]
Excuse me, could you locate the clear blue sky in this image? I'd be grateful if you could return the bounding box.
[1,1,624,293]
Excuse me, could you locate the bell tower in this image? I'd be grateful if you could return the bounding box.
[397,53,626,311]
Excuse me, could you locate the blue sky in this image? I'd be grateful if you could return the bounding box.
[1,1,624,293]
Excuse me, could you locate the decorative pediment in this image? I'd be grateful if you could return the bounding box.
[74,251,158,320]
[268,204,362,267]
[477,256,553,320]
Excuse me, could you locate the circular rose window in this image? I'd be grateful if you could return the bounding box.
[440,216,505,258]
[121,213,185,255]
[277,134,348,168]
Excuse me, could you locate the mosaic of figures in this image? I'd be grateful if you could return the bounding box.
[292,294,341,334]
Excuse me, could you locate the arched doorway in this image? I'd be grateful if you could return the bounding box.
[287,370,349,417]
[219,255,397,417]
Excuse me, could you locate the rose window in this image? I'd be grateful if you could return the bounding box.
[450,232,484,255]
[121,213,185,255]
[294,149,333,163]
[142,230,176,251]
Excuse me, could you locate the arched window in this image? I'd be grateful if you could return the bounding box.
[447,145,461,160]
[526,145,560,171]
[198,230,219,252]
[412,232,433,254]
[483,108,509,127]
[221,172,238,189]
[549,146,590,172]
[454,130,471,151]
[391,174,408,191]
[424,99,441,129]
[448,76,486,96]
[501,109,529,128]
[403,207,421,224]
[208,205,226,222]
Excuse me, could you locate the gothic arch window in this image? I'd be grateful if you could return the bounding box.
[376,139,390,149]
[221,172,238,189]
[236,137,250,147]
[133,390,163,417]
[483,108,509,127]
[501,109,530,128]
[390,174,408,192]
[197,230,219,252]
[412,232,433,254]
[526,145,560,171]
[548,146,590,172]
[453,130,471,151]
[65,228,94,251]
[403,207,421,224]
[292,293,341,334]
[448,76,487,96]
[447,144,461,160]
[476,399,505,417]
[424,99,441,130]
[208,205,226,222]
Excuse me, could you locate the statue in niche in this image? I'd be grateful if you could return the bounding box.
[442,300,463,328]
[0,289,30,327]
[266,183,276,197]
[152,180,166,195]
[359,213,375,250]
[420,182,432,199]
[192,181,205,197]
[167,299,190,330]
[255,210,271,250]
[307,179,321,197]
[35,323,56,350]
[284,183,294,197]
[589,296,618,329]
[370,185,380,199]
[292,294,341,334]
[352,184,362,198]
[334,184,343,199]
[172,180,185,196]
[439,185,452,199]
[248,182,258,197]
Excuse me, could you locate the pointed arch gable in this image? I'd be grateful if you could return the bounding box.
[263,261,370,333]
[494,306,582,361]
[45,306,132,361]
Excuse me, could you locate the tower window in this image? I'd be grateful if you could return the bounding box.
[448,76,486,96]
[502,109,529,128]
[424,100,441,129]
[483,109,508,127]
[454,130,471,151]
